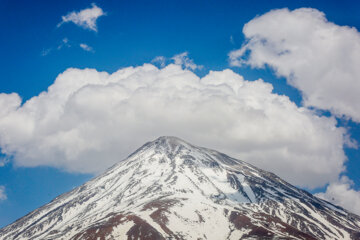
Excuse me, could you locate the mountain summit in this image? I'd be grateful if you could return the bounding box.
[1,136,360,239]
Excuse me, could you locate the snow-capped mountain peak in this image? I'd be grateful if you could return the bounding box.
[1,136,360,239]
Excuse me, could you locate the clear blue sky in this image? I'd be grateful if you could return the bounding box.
[1,0,360,228]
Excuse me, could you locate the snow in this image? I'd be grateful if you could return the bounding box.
[237,174,257,203]
[228,228,251,240]
[1,136,359,240]
[110,220,134,238]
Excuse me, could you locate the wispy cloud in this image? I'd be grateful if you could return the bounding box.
[230,35,235,45]
[80,43,94,52]
[57,3,105,32]
[151,52,202,70]
[151,56,166,68]
[57,38,71,50]
[0,186,7,201]
[41,38,71,56]
[41,48,52,56]
[171,52,203,70]
[0,155,10,167]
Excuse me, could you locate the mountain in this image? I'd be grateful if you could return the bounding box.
[1,136,360,240]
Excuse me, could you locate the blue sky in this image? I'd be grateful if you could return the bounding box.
[1,0,360,228]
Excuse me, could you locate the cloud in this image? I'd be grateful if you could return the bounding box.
[0,64,350,189]
[0,186,6,201]
[0,155,9,167]
[57,3,105,32]
[79,43,94,52]
[152,52,202,70]
[229,8,360,122]
[151,56,167,68]
[230,35,235,45]
[171,52,203,70]
[316,176,360,215]
[57,38,71,50]
[41,48,52,56]
[41,38,71,56]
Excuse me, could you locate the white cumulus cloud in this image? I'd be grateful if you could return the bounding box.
[57,3,105,32]
[316,176,360,215]
[0,64,351,189]
[0,186,7,201]
[229,8,360,122]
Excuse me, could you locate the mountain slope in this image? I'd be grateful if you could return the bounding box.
[1,136,360,240]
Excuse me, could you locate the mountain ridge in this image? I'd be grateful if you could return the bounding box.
[1,136,360,240]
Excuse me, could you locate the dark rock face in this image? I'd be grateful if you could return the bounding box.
[71,214,165,240]
[1,136,360,239]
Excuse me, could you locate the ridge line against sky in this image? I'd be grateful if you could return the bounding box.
[0,0,360,227]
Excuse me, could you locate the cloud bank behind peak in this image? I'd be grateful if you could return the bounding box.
[0,63,350,189]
